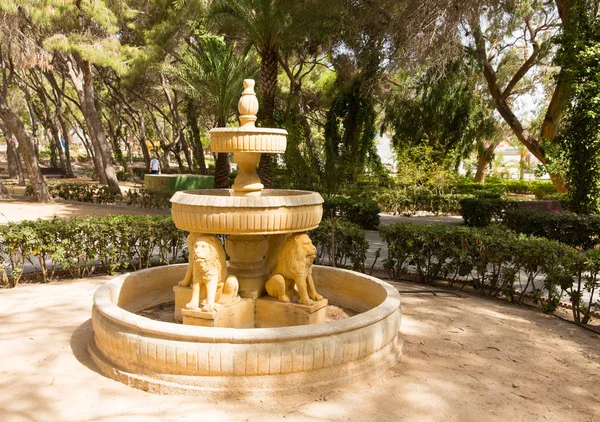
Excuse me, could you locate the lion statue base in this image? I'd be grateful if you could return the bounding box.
[265,232,324,306]
[178,233,239,312]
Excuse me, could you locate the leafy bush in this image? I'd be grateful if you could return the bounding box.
[322,195,380,230]
[503,209,600,250]
[460,197,517,227]
[0,215,186,287]
[126,188,173,210]
[26,182,122,204]
[309,219,369,271]
[376,189,480,216]
[380,223,598,321]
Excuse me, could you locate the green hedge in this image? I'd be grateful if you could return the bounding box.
[0,215,186,287]
[127,188,173,210]
[459,197,518,227]
[455,179,556,197]
[503,209,600,250]
[26,182,122,204]
[323,195,380,230]
[380,223,599,322]
[308,219,369,272]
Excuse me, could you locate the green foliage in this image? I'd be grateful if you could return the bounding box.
[324,81,381,194]
[380,223,597,320]
[126,188,173,210]
[322,195,380,230]
[308,219,369,271]
[26,182,122,204]
[0,215,185,287]
[459,198,517,227]
[554,2,600,214]
[503,209,600,250]
[384,58,496,167]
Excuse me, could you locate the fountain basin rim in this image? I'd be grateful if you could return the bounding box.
[209,127,288,135]
[170,189,323,208]
[92,265,401,344]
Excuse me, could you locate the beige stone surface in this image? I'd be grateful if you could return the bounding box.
[182,298,253,328]
[170,189,323,235]
[1,276,599,421]
[176,233,239,313]
[265,233,323,305]
[90,265,402,394]
[255,296,328,328]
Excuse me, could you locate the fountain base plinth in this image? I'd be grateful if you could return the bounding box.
[181,298,254,328]
[255,296,328,328]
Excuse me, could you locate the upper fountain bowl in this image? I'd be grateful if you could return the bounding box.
[209,127,287,154]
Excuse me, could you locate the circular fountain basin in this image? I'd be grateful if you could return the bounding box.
[89,265,402,395]
[210,127,287,153]
[170,189,323,235]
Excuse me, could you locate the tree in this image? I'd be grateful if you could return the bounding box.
[466,0,570,192]
[212,0,294,188]
[0,8,50,202]
[554,0,600,213]
[164,35,257,188]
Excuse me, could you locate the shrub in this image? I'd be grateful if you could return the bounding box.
[460,198,517,227]
[376,189,478,216]
[0,215,185,287]
[380,223,597,320]
[309,219,369,271]
[126,188,173,210]
[503,209,600,250]
[26,182,122,204]
[322,195,380,230]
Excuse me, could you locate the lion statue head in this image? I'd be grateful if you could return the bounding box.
[187,233,226,281]
[273,233,317,279]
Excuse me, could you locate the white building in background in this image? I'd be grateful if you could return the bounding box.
[492,141,547,180]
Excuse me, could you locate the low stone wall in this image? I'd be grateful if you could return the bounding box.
[144,174,214,192]
[89,265,403,395]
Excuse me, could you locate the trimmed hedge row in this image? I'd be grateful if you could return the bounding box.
[503,209,600,250]
[459,197,518,227]
[26,182,123,204]
[323,195,380,230]
[308,219,369,272]
[380,223,600,323]
[0,215,186,287]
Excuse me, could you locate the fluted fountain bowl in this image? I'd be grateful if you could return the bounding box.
[170,189,323,235]
[210,127,287,153]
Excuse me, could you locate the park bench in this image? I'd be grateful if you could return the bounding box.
[39,167,67,178]
[515,200,563,214]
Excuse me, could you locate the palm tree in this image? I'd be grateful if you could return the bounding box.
[165,35,256,188]
[211,0,291,188]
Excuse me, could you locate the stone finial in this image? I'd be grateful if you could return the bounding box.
[238,79,258,127]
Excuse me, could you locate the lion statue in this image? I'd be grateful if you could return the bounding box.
[178,233,239,312]
[265,232,323,305]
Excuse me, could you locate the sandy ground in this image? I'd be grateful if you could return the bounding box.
[0,278,599,422]
[0,197,168,223]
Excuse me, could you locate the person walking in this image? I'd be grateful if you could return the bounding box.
[149,157,161,175]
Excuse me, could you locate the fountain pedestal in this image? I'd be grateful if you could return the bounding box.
[254,296,328,328]
[181,298,254,328]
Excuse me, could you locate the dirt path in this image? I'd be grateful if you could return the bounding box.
[0,198,168,223]
[0,277,598,422]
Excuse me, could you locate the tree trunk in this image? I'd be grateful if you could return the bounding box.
[471,19,567,193]
[58,114,75,178]
[138,114,150,168]
[257,48,279,189]
[67,55,119,190]
[214,153,231,189]
[1,123,25,183]
[0,100,50,202]
[185,100,207,174]
[474,142,497,183]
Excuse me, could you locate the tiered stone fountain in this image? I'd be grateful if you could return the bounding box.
[89,80,402,395]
